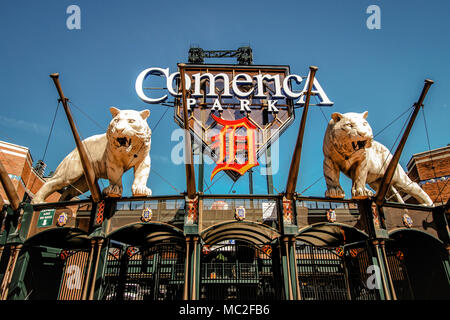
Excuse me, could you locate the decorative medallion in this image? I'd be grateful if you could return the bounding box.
[110,248,121,259]
[326,209,336,223]
[57,212,68,227]
[396,250,404,261]
[235,206,246,221]
[402,213,413,228]
[202,245,211,255]
[349,248,360,258]
[60,250,70,260]
[335,247,344,257]
[126,246,138,257]
[141,207,152,222]
[262,244,272,256]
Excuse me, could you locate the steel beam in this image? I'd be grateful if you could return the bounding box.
[49,73,102,203]
[285,66,318,200]
[178,64,197,199]
[375,79,434,206]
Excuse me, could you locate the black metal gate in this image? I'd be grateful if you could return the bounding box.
[344,246,378,300]
[295,243,378,300]
[102,242,185,301]
[296,243,350,300]
[385,247,414,299]
[200,240,279,300]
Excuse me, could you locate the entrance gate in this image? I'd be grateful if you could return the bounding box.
[296,243,378,300]
[200,241,280,300]
[344,245,378,300]
[102,242,185,301]
[385,231,450,300]
[296,244,349,300]
[385,247,414,299]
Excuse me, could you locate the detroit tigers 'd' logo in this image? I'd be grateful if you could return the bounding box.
[210,114,259,180]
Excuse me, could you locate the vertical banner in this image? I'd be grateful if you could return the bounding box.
[58,250,89,300]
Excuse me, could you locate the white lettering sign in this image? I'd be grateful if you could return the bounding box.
[135,67,334,107]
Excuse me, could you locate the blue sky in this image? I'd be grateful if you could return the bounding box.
[0,0,449,199]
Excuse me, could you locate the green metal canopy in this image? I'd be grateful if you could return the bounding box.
[201,220,280,245]
[24,227,91,249]
[107,222,185,247]
[297,223,369,246]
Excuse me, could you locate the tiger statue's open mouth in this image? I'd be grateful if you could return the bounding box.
[351,139,369,152]
[116,136,131,148]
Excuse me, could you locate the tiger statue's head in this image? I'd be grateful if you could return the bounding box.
[107,107,151,154]
[324,111,374,159]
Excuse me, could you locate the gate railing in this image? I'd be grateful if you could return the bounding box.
[101,243,185,301]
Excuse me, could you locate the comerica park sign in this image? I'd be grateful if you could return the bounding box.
[136,65,333,107]
[136,64,334,181]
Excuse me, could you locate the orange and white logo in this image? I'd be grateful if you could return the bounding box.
[210,114,259,180]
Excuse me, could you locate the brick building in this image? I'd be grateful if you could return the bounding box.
[0,140,60,204]
[406,145,450,205]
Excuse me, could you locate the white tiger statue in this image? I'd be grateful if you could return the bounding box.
[32,107,152,203]
[323,111,433,206]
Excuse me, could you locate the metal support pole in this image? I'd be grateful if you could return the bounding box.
[183,236,191,300]
[262,110,274,195]
[290,237,301,300]
[178,65,197,199]
[380,241,397,300]
[375,79,434,206]
[198,144,204,194]
[191,236,198,300]
[282,236,294,300]
[285,66,318,200]
[0,161,20,211]
[49,73,102,203]
[265,148,274,194]
[88,238,104,300]
[81,239,96,300]
[372,240,392,300]
[198,107,206,194]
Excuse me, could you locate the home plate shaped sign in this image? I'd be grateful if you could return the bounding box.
[136,63,333,181]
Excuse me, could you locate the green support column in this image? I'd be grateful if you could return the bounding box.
[190,236,200,300]
[289,237,301,300]
[4,246,28,300]
[281,236,294,300]
[91,239,109,300]
[81,239,96,300]
[196,238,202,300]
[358,199,396,300]
[87,199,113,300]
[183,236,191,300]
[88,238,105,300]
